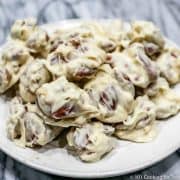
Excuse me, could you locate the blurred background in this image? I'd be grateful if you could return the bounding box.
[0,0,180,45]
[0,0,180,179]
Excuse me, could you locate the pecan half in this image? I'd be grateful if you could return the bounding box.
[75,67,96,78]
[52,102,76,119]
[50,53,69,65]
[138,51,158,81]
[99,86,118,111]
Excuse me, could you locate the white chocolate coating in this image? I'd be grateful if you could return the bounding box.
[46,32,106,80]
[36,76,98,126]
[130,21,165,48]
[110,43,158,88]
[11,18,37,41]
[7,97,62,147]
[26,28,49,57]
[146,78,180,119]
[157,48,180,85]
[0,41,32,93]
[67,122,116,162]
[115,95,157,142]
[19,59,51,102]
[84,70,134,123]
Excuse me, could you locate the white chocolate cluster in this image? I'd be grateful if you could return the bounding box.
[115,95,157,142]
[67,122,115,162]
[0,19,178,162]
[7,97,62,147]
[19,59,51,102]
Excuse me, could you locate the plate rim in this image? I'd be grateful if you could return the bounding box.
[0,136,179,178]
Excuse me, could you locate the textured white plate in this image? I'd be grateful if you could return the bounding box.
[0,20,180,178]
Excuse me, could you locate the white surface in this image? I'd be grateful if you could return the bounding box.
[0,20,180,178]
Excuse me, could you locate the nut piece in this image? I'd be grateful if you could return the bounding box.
[144,42,161,59]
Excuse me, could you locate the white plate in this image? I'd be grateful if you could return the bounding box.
[0,20,180,179]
